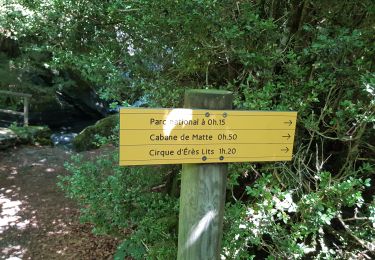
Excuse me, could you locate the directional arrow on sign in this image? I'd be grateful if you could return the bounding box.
[281,147,289,153]
[284,120,293,126]
[282,133,291,140]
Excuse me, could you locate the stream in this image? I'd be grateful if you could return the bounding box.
[50,119,97,149]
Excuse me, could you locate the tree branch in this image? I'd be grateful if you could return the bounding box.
[337,214,375,252]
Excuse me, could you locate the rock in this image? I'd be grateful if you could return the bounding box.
[1,40,111,129]
[29,93,86,128]
[0,68,108,128]
[58,69,109,118]
[0,127,17,149]
[28,68,111,127]
[0,125,53,150]
[10,125,52,146]
[0,36,20,58]
[73,114,119,152]
[0,87,102,128]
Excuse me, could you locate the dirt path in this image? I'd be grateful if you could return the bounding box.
[0,146,118,259]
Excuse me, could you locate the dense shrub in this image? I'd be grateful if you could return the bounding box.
[59,152,179,259]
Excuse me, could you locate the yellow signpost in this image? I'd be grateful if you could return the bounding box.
[119,108,297,165]
[119,90,297,260]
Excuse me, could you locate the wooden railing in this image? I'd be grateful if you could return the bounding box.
[0,90,32,126]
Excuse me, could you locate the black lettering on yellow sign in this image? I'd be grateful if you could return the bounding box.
[150,118,166,125]
[149,149,175,157]
[180,134,190,140]
[192,134,213,141]
[177,148,200,156]
[202,148,215,155]
[150,134,178,141]
[149,118,200,126]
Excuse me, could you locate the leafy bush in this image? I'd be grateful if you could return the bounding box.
[222,170,374,259]
[58,152,179,259]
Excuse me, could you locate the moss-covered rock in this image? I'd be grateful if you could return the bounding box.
[0,125,52,149]
[0,127,18,150]
[9,125,52,146]
[73,114,119,152]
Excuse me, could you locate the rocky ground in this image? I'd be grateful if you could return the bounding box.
[0,128,17,150]
[0,145,119,259]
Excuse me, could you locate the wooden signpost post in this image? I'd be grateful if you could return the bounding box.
[119,89,297,259]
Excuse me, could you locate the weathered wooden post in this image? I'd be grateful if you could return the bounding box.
[177,89,233,260]
[23,96,29,126]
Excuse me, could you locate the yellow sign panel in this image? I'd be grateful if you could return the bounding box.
[119,108,297,166]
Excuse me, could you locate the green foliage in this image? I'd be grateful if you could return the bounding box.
[58,152,178,259]
[0,53,22,110]
[114,239,146,260]
[222,171,373,259]
[0,53,18,86]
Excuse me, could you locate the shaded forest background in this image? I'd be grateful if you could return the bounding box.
[0,0,374,259]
